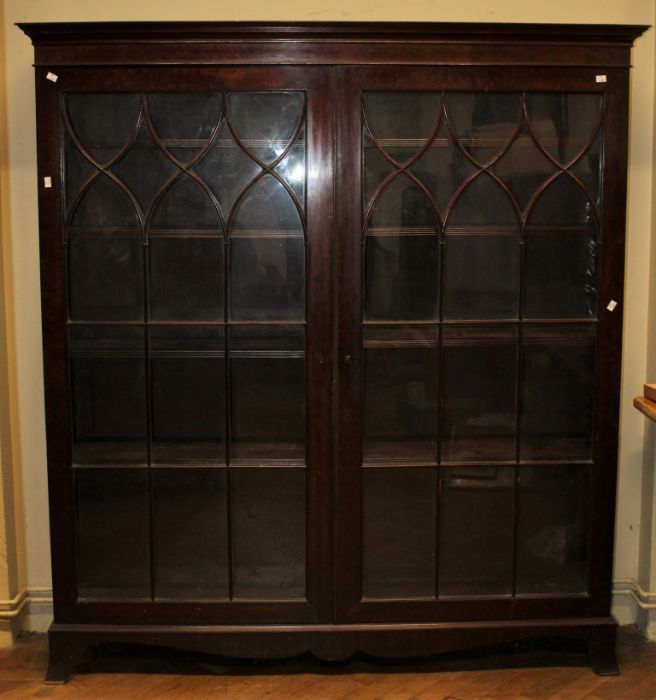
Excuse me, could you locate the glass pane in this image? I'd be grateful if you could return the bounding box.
[442,327,517,462]
[231,173,303,232]
[194,121,261,217]
[230,175,305,322]
[230,236,305,322]
[363,468,437,598]
[230,326,305,465]
[363,93,442,155]
[150,175,223,234]
[365,235,439,321]
[146,92,222,163]
[150,326,225,464]
[367,173,438,231]
[70,326,146,464]
[492,125,558,214]
[525,234,598,319]
[446,93,522,166]
[521,326,595,460]
[76,468,150,599]
[110,122,178,214]
[448,173,518,227]
[528,174,595,228]
[516,465,589,594]
[571,132,601,204]
[364,326,437,464]
[69,172,141,232]
[443,234,519,320]
[525,93,602,166]
[64,132,97,212]
[149,237,224,321]
[68,234,144,322]
[153,468,229,599]
[365,166,439,323]
[68,173,143,321]
[439,467,514,596]
[362,141,394,212]
[227,92,304,164]
[409,121,478,215]
[231,468,306,599]
[274,133,305,205]
[66,93,141,162]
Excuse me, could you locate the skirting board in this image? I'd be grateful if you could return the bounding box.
[0,589,52,634]
[6,583,656,640]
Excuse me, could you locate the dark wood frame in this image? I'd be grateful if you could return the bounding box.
[335,64,627,625]
[34,64,335,628]
[19,21,647,683]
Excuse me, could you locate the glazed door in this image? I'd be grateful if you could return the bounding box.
[335,66,625,623]
[40,66,334,625]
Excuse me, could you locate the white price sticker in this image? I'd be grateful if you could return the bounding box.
[596,74,608,83]
[46,72,59,83]
[43,176,52,189]
[607,300,618,312]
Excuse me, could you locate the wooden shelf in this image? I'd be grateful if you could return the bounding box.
[634,395,656,422]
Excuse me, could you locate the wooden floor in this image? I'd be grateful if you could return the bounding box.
[0,626,655,699]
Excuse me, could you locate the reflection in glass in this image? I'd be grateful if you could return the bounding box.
[233,174,303,232]
[364,326,437,464]
[228,92,304,163]
[70,326,146,464]
[76,468,150,599]
[442,327,517,461]
[521,326,595,460]
[153,468,229,599]
[516,465,589,594]
[439,467,514,595]
[232,468,306,599]
[363,468,437,598]
[230,326,305,465]
[194,121,262,215]
[443,234,518,320]
[274,132,305,204]
[150,326,225,463]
